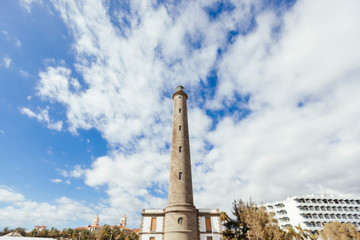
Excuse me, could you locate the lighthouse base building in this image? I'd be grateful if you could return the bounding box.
[139,209,222,240]
[139,86,222,240]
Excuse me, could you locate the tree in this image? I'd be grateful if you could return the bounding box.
[223,199,249,240]
[294,224,317,240]
[318,221,360,240]
[223,199,291,240]
[48,227,60,238]
[220,211,230,225]
[13,227,26,236]
[0,227,13,236]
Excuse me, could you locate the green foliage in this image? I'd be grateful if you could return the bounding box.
[223,199,291,240]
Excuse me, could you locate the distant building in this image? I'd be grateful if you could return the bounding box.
[88,215,101,231]
[120,214,127,228]
[75,214,138,234]
[34,226,47,232]
[139,86,222,240]
[92,215,100,226]
[264,194,360,232]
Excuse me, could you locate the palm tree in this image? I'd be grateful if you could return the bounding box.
[220,211,229,224]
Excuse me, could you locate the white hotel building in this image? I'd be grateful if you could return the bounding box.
[264,194,360,232]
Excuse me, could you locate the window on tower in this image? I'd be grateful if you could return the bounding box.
[179,125,181,131]
[179,146,182,152]
[179,172,182,180]
[179,108,182,113]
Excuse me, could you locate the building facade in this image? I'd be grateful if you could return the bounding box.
[139,86,222,240]
[264,194,360,232]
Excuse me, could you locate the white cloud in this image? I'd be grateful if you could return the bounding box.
[51,179,62,183]
[0,186,25,203]
[0,192,95,229]
[2,57,11,68]
[2,31,21,47]
[0,129,4,134]
[58,165,85,178]
[20,0,43,13]
[20,70,31,78]
[20,106,63,131]
[21,0,360,227]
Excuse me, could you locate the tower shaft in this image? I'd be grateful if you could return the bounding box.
[164,86,199,240]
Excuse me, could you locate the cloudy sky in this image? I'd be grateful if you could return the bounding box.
[1,0,360,230]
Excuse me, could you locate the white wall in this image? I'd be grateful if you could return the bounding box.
[140,234,162,240]
[199,233,222,240]
[211,216,220,232]
[142,216,151,232]
[156,216,164,232]
[198,216,206,232]
[198,216,221,233]
[142,216,164,233]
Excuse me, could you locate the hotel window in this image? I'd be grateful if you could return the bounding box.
[205,217,212,232]
[150,217,156,232]
[207,237,213,240]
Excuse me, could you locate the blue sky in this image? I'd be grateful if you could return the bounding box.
[1,0,360,230]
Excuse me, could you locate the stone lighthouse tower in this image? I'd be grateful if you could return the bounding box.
[139,86,222,240]
[163,86,199,240]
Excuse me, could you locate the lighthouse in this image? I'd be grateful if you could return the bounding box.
[164,86,198,239]
[139,86,222,240]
